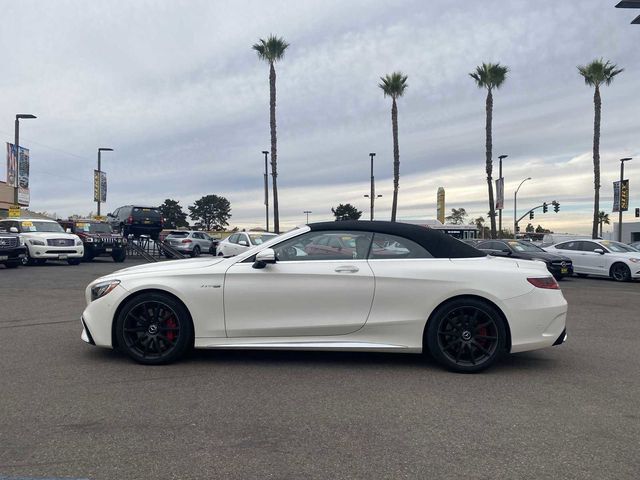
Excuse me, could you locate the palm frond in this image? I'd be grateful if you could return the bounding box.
[469,62,509,90]
[578,58,623,87]
[379,72,408,99]
[252,35,289,63]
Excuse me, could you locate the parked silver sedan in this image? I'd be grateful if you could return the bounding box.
[164,231,216,257]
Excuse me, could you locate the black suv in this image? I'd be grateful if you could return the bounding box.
[59,219,127,262]
[107,206,164,240]
[0,225,27,268]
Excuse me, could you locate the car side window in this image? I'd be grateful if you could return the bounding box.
[369,233,433,259]
[273,231,373,261]
[580,241,601,252]
[228,234,239,244]
[556,241,577,251]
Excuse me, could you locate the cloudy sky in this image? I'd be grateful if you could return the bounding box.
[1,0,639,233]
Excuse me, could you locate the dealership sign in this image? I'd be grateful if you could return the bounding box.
[6,143,30,206]
[94,170,107,203]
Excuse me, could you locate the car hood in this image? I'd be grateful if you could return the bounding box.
[103,257,227,278]
[20,231,79,240]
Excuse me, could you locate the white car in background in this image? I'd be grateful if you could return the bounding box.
[0,218,84,265]
[81,221,567,373]
[217,231,277,257]
[544,239,640,282]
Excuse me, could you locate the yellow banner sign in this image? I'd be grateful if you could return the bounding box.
[9,205,20,218]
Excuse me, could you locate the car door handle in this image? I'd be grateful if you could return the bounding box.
[335,265,359,273]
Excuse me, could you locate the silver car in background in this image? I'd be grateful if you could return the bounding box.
[217,231,277,257]
[164,231,216,257]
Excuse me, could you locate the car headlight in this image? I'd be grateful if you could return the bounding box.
[85,237,94,243]
[629,258,640,263]
[90,280,121,301]
[75,238,83,246]
[29,239,45,246]
[19,237,25,246]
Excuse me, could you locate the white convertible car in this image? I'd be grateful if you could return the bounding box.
[81,221,568,372]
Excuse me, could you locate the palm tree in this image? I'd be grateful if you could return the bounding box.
[598,211,610,238]
[253,35,289,233]
[379,72,408,222]
[577,59,623,239]
[469,62,509,239]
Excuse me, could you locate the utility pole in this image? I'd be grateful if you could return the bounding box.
[304,210,312,224]
[262,151,269,231]
[514,177,532,239]
[498,154,507,234]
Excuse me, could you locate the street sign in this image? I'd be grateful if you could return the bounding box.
[8,205,20,218]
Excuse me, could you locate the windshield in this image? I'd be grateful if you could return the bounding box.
[21,221,64,233]
[507,241,545,253]
[249,233,277,245]
[76,222,112,234]
[600,241,639,253]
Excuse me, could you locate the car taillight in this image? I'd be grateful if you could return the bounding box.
[527,277,559,289]
[181,239,192,243]
[127,216,133,224]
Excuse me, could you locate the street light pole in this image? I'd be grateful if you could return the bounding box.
[498,154,508,234]
[97,147,113,216]
[363,152,382,220]
[13,114,37,206]
[618,157,632,242]
[262,150,269,231]
[514,177,532,239]
[303,210,312,224]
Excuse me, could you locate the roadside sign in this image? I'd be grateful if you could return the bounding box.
[8,205,20,217]
[94,215,106,221]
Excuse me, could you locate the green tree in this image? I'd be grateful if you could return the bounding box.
[253,35,289,234]
[471,216,488,239]
[331,203,362,221]
[159,198,189,229]
[470,62,509,239]
[188,195,231,231]
[379,72,408,222]
[597,210,610,237]
[525,223,535,233]
[578,59,623,239]
[445,207,468,225]
[535,225,552,234]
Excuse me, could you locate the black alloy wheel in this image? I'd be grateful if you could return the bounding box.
[115,293,193,365]
[610,263,631,282]
[427,299,506,373]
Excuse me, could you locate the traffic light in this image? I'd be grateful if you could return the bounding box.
[542,202,548,213]
[553,202,560,213]
[529,211,534,220]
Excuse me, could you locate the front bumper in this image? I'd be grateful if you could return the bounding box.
[547,263,574,277]
[28,244,83,259]
[0,247,27,261]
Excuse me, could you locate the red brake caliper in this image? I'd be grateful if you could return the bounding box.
[165,316,177,342]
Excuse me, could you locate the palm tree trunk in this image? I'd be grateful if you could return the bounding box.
[390,98,400,222]
[485,89,497,238]
[591,85,601,239]
[269,62,280,233]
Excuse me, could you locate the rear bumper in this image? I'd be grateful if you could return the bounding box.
[553,328,567,346]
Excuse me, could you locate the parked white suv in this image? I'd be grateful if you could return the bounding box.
[544,239,640,282]
[0,218,84,265]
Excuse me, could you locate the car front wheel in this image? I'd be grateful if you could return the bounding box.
[115,292,193,365]
[610,263,631,282]
[426,298,506,373]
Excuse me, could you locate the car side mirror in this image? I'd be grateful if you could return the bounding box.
[9,227,18,233]
[65,228,72,233]
[593,248,605,255]
[501,248,512,255]
[239,240,249,247]
[253,248,276,269]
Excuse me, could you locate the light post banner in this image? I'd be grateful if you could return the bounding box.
[613,180,629,213]
[17,146,29,206]
[94,170,107,202]
[613,181,620,212]
[495,178,504,210]
[6,143,17,187]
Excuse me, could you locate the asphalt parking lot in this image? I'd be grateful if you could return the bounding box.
[1,259,639,480]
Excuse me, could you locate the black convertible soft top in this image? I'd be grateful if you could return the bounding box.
[308,221,484,259]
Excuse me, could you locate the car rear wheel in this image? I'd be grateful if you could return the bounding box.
[610,263,631,282]
[191,246,201,258]
[115,292,193,365]
[426,298,506,373]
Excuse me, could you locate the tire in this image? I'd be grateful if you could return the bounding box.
[23,248,36,266]
[112,249,127,263]
[218,251,225,257]
[426,298,506,373]
[67,258,81,265]
[115,292,193,365]
[191,246,201,258]
[576,273,588,278]
[83,249,94,261]
[610,263,631,282]
[5,261,20,269]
